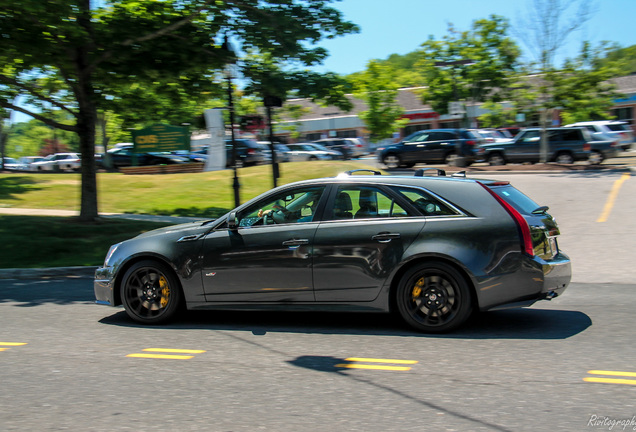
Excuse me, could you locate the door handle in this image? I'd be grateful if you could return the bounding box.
[282,239,309,246]
[372,233,401,243]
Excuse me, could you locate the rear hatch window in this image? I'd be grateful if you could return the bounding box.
[487,183,561,260]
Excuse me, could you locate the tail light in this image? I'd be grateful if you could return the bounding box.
[479,183,534,257]
[247,148,256,155]
[466,140,477,146]
[583,143,591,151]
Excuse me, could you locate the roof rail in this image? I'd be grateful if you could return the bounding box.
[414,168,446,177]
[344,169,383,176]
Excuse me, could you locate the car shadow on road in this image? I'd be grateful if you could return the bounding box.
[99,307,591,340]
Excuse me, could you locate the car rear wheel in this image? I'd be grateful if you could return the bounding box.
[121,260,183,324]
[555,152,574,164]
[588,150,604,165]
[488,152,506,166]
[395,262,473,333]
[383,154,401,169]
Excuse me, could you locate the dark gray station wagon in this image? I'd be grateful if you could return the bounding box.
[94,169,571,332]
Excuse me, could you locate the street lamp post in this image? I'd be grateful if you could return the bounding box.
[222,36,240,208]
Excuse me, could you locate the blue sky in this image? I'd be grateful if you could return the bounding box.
[313,0,636,74]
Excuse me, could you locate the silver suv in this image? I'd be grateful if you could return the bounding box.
[565,121,634,151]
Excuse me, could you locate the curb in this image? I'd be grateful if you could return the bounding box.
[0,266,98,280]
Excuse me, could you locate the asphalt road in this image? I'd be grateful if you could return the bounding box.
[1,171,635,431]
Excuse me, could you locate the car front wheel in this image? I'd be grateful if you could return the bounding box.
[383,154,401,169]
[121,260,183,324]
[555,152,574,164]
[395,262,473,333]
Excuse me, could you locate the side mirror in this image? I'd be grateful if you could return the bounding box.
[227,211,238,231]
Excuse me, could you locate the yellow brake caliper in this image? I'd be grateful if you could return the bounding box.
[159,275,170,308]
[412,277,425,299]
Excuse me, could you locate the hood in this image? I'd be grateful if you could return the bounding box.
[134,221,211,240]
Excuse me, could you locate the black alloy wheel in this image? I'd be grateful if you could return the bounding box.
[396,262,473,333]
[121,260,183,324]
[383,154,401,169]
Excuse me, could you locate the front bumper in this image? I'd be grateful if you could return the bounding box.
[94,266,117,306]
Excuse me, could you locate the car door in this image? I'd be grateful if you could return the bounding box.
[508,130,541,162]
[400,131,434,163]
[200,185,326,302]
[312,184,425,302]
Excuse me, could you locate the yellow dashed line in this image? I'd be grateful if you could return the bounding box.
[0,342,28,346]
[597,173,630,222]
[345,357,418,365]
[126,348,206,360]
[336,357,419,371]
[584,370,636,385]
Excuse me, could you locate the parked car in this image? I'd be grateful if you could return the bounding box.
[285,143,337,161]
[312,137,366,159]
[94,169,571,333]
[169,150,208,163]
[305,143,345,159]
[31,153,81,171]
[225,139,267,167]
[377,129,481,168]
[2,157,19,170]
[256,141,290,163]
[564,120,634,151]
[477,127,619,165]
[97,146,189,168]
[16,156,45,171]
[471,129,512,143]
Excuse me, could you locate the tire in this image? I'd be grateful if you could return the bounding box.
[555,152,574,164]
[395,262,473,333]
[383,154,401,169]
[588,150,604,165]
[444,153,457,165]
[488,152,506,166]
[121,260,183,325]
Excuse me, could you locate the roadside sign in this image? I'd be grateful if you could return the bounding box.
[131,124,190,153]
[449,102,465,115]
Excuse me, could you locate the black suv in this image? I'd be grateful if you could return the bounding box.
[478,127,620,165]
[377,129,480,168]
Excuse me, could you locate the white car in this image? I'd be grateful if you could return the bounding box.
[285,143,336,161]
[565,121,634,151]
[2,157,20,171]
[31,153,81,172]
[16,156,45,171]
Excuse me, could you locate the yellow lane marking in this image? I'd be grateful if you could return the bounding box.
[588,370,636,377]
[0,342,28,346]
[142,348,206,354]
[345,357,418,365]
[597,173,630,222]
[336,357,419,371]
[127,353,194,360]
[584,370,636,386]
[0,348,7,351]
[584,377,636,386]
[335,364,413,371]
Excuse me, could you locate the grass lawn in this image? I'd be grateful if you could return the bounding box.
[0,215,173,268]
[0,161,379,268]
[0,161,373,218]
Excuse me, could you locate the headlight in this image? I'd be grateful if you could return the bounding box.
[104,243,121,266]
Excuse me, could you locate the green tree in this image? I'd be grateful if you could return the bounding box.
[352,60,408,143]
[0,0,357,221]
[416,16,521,120]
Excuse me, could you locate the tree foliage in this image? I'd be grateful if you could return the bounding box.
[0,0,358,220]
[352,60,408,142]
[416,15,521,116]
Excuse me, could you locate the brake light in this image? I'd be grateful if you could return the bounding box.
[479,182,534,256]
[466,140,477,146]
[583,143,591,151]
[247,148,256,155]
